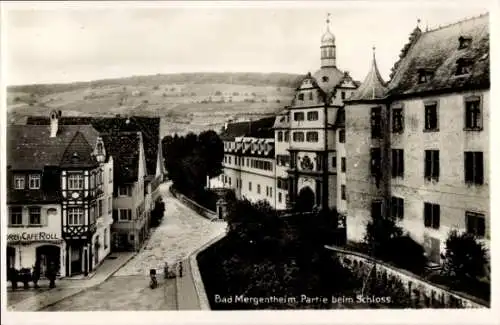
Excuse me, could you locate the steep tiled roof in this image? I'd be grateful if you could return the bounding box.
[26,116,161,176]
[220,116,275,140]
[101,132,140,187]
[387,13,489,96]
[7,125,99,170]
[349,50,387,101]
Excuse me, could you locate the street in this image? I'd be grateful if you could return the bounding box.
[42,182,226,311]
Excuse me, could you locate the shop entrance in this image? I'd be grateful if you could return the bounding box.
[36,245,61,277]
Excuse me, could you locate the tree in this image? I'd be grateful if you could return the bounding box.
[442,230,488,287]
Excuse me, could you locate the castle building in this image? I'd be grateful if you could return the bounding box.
[344,14,490,263]
[278,15,359,214]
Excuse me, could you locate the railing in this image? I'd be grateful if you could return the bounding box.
[325,245,489,308]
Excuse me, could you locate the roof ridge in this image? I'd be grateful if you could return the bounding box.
[423,12,489,34]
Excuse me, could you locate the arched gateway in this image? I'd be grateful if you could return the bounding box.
[36,245,61,277]
[296,186,315,212]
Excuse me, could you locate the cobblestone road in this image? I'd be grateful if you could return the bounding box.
[43,182,226,311]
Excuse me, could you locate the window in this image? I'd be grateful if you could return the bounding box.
[278,192,282,203]
[341,157,346,173]
[29,207,41,225]
[322,76,329,82]
[98,200,103,217]
[68,207,84,225]
[307,111,319,121]
[9,207,23,226]
[29,174,41,189]
[339,129,346,143]
[371,200,383,219]
[224,176,227,184]
[424,203,440,229]
[370,148,381,176]
[306,131,319,142]
[424,102,438,131]
[269,187,272,198]
[425,150,440,181]
[466,211,485,238]
[256,184,261,194]
[465,97,482,130]
[90,174,95,190]
[391,197,404,220]
[249,182,252,191]
[456,59,473,76]
[108,197,112,214]
[294,112,304,121]
[284,131,289,142]
[90,205,96,224]
[371,107,382,139]
[104,229,108,249]
[341,91,346,100]
[458,36,472,49]
[392,108,404,133]
[229,156,232,164]
[119,185,131,196]
[14,175,25,189]
[68,173,84,190]
[465,151,484,185]
[341,185,346,200]
[119,209,132,221]
[228,177,232,186]
[277,131,283,142]
[418,69,434,84]
[293,132,305,142]
[309,92,313,101]
[297,93,304,101]
[392,149,404,178]
[332,152,337,169]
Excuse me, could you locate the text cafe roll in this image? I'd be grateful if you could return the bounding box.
[7,232,59,242]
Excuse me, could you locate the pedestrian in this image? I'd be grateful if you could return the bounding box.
[47,261,57,289]
[178,260,183,278]
[32,261,41,289]
[163,262,169,279]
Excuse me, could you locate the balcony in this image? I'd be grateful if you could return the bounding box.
[62,223,96,240]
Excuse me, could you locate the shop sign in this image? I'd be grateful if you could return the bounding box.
[7,232,59,242]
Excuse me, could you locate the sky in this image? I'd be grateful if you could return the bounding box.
[2,1,491,86]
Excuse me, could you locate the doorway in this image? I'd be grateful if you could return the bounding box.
[296,186,315,212]
[7,246,16,270]
[36,245,61,277]
[70,245,83,275]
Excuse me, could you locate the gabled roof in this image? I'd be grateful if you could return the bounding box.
[387,13,489,96]
[220,116,275,141]
[7,125,100,170]
[101,132,140,186]
[349,50,388,101]
[26,116,161,176]
[312,67,345,94]
[273,110,290,129]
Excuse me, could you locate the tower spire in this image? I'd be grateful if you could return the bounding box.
[320,12,336,68]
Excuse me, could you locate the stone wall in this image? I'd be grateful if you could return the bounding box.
[326,245,488,308]
[169,187,217,221]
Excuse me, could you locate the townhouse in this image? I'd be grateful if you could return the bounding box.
[7,110,113,277]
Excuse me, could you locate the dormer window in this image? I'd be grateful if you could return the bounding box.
[418,69,434,84]
[458,36,472,50]
[322,76,329,82]
[456,59,473,76]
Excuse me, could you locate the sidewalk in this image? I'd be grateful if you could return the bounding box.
[7,252,135,311]
[175,258,201,310]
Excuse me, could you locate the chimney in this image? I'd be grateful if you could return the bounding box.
[50,110,59,138]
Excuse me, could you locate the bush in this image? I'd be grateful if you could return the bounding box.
[388,235,427,274]
[442,230,488,287]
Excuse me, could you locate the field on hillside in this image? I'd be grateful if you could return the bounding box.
[7,73,299,135]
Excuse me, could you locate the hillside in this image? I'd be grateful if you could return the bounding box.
[7,72,302,135]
